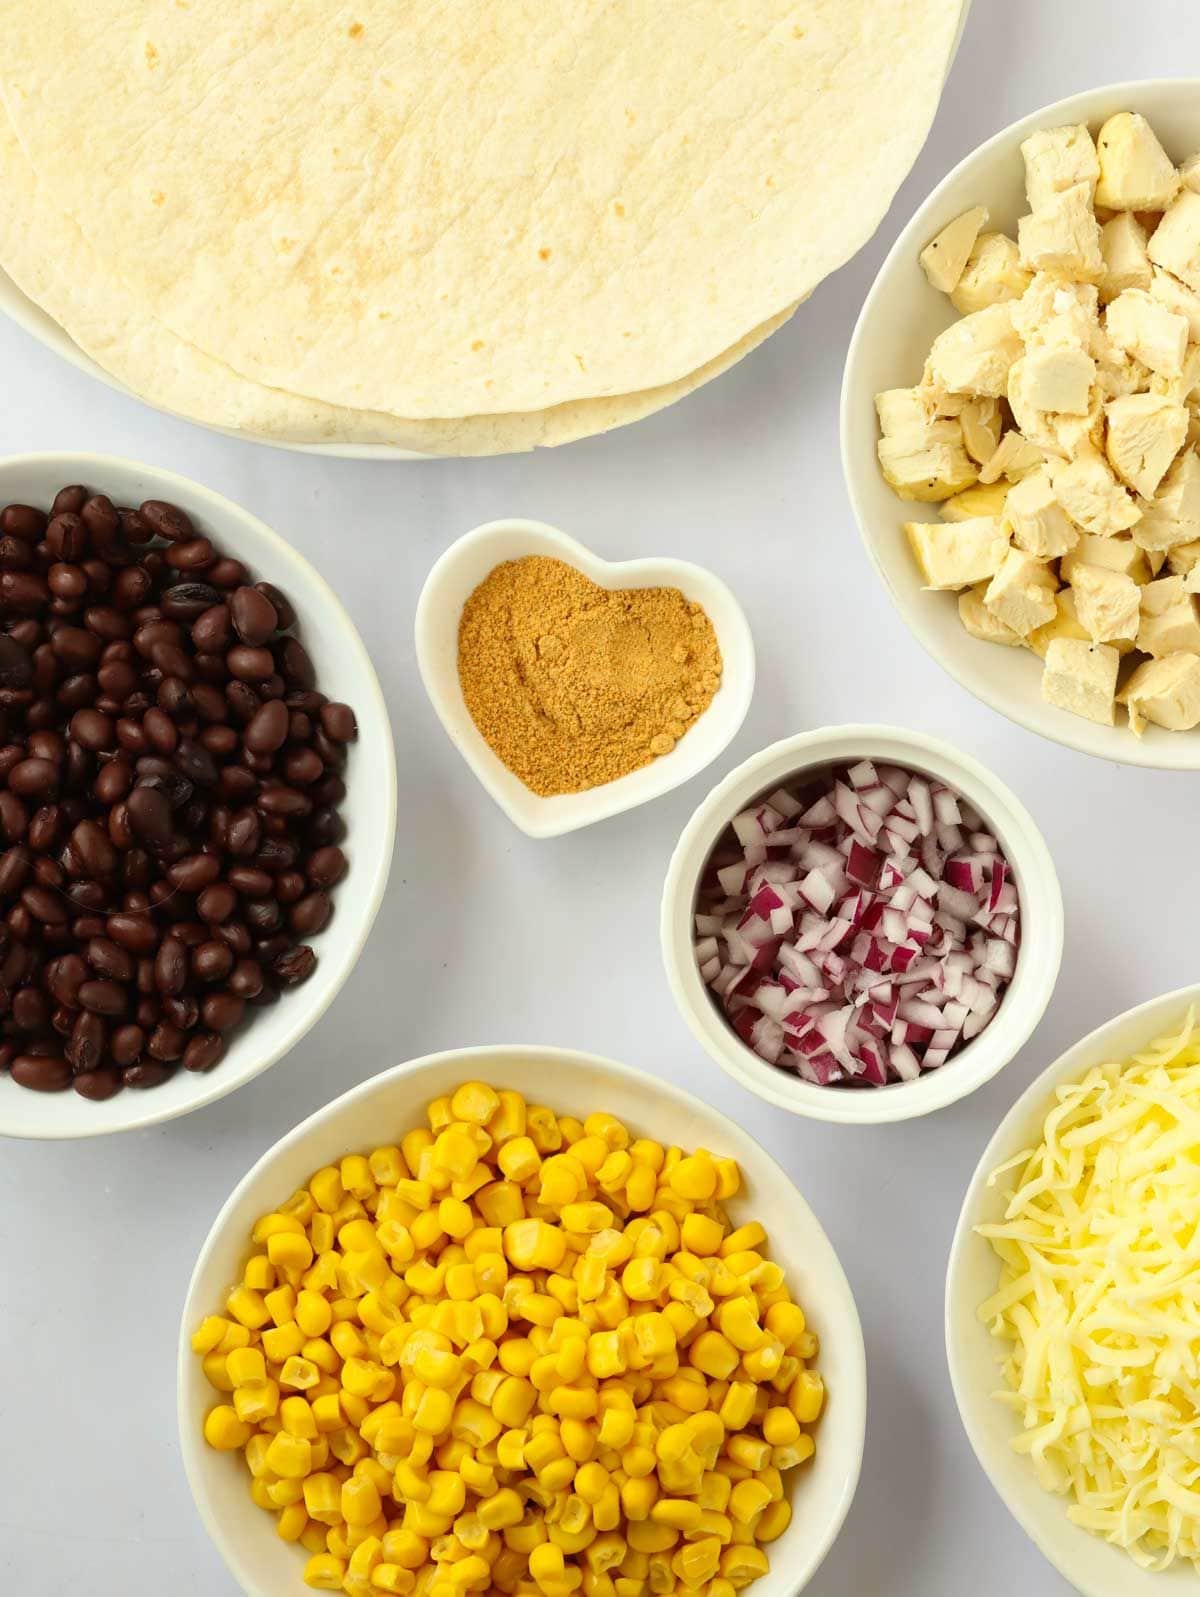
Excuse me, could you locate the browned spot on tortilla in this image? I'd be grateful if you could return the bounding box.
[538,248,551,261]
[151,190,165,206]
[144,40,160,66]
[471,340,485,352]
[613,202,625,218]
[348,21,363,36]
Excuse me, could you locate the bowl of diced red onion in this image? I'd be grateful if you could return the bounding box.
[661,725,1063,1122]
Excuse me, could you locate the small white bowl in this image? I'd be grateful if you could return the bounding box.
[0,452,396,1139]
[179,1043,867,1597]
[414,520,754,838]
[842,79,1200,771]
[661,725,1063,1124]
[947,983,1200,1596]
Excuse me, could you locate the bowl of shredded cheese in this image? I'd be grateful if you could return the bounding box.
[947,983,1200,1593]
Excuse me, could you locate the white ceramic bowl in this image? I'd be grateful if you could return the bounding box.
[415,519,755,838]
[661,725,1063,1124]
[0,453,396,1139]
[842,79,1200,770]
[947,983,1200,1596]
[179,1043,867,1597]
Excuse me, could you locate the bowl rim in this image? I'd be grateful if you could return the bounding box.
[0,450,398,1139]
[840,76,1200,772]
[660,723,1064,1124]
[414,517,756,839]
[177,1041,868,1597]
[944,980,1200,1595]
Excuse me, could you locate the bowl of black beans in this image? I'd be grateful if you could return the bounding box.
[0,453,396,1137]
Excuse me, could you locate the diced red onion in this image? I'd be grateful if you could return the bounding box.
[693,761,1019,1088]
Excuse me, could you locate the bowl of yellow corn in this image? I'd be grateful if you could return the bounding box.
[178,1046,866,1597]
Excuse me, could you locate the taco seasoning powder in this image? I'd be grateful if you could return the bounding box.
[457,555,722,797]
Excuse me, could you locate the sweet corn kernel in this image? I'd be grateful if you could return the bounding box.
[668,1156,717,1202]
[266,1431,313,1479]
[204,1405,251,1451]
[304,1552,347,1590]
[787,1371,824,1425]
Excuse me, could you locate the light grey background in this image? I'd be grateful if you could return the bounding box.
[0,5,1189,1592]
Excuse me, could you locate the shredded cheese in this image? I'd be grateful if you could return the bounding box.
[978,1009,1200,1572]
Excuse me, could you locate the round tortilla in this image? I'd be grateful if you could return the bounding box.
[0,117,794,454]
[0,0,962,421]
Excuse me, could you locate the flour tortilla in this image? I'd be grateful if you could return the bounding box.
[0,117,794,454]
[0,0,962,421]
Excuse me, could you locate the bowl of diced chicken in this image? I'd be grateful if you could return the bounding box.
[842,80,1200,768]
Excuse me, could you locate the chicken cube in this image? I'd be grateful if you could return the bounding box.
[1012,274,1100,349]
[1041,638,1119,724]
[1168,536,1200,575]
[1028,588,1135,658]
[1018,183,1104,281]
[978,430,1045,484]
[950,233,1032,315]
[940,481,1011,522]
[1069,562,1141,642]
[878,417,979,502]
[1120,651,1200,733]
[1052,445,1143,535]
[1021,124,1100,211]
[1099,212,1153,302]
[1147,190,1200,293]
[1095,345,1153,399]
[1049,394,1106,462]
[984,548,1058,635]
[1149,267,1200,339]
[1105,392,1189,497]
[920,207,990,294]
[904,517,1010,589]
[1104,287,1189,376]
[1095,112,1181,211]
[1002,466,1079,558]
[958,583,1024,646]
[927,303,1023,397]
[1060,531,1150,585]
[1134,448,1200,550]
[1008,347,1096,417]
[1136,590,1200,657]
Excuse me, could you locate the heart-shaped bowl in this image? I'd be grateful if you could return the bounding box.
[414,520,755,838]
[947,983,1200,1595]
[179,1044,866,1597]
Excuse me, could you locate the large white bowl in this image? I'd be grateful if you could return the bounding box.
[0,453,396,1138]
[178,1044,867,1597]
[947,983,1200,1595]
[661,725,1063,1124]
[415,519,755,838]
[842,79,1200,770]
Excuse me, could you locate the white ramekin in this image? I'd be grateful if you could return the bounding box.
[179,1044,867,1597]
[415,519,754,838]
[661,725,1063,1124]
[947,982,1200,1596]
[842,79,1200,770]
[0,453,396,1139]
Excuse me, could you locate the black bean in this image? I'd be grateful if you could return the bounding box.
[139,500,193,542]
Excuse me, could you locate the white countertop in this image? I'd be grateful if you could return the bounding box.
[0,5,1192,1592]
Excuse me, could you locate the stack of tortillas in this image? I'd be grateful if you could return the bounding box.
[0,1,963,455]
